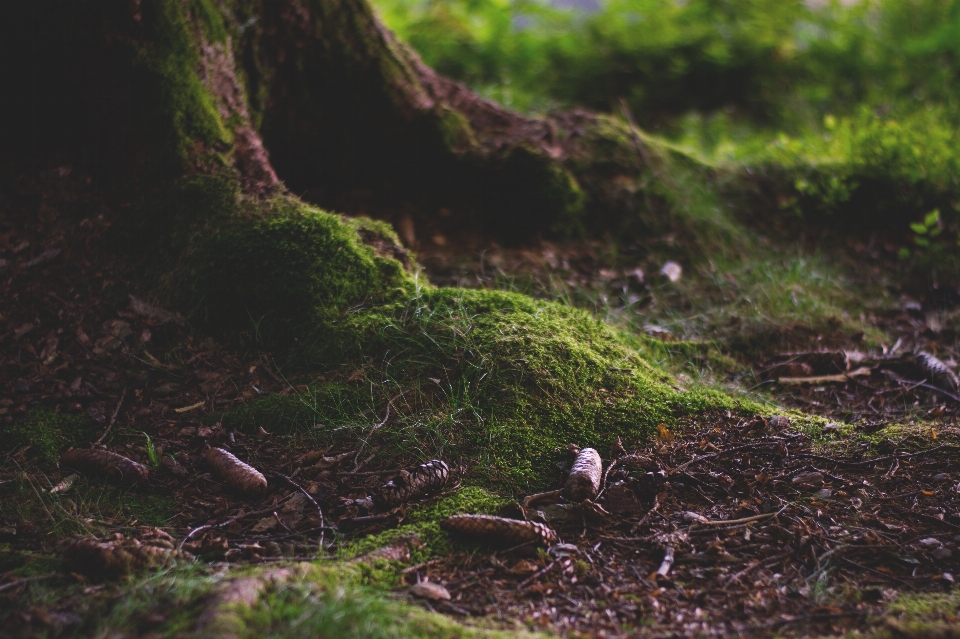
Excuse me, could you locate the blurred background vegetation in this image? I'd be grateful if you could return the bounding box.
[372,0,958,133]
[373,0,960,288]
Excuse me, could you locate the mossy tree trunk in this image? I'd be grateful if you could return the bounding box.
[1,0,650,349]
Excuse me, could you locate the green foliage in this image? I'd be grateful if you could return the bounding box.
[143,432,161,468]
[246,571,521,639]
[373,0,960,128]
[1,408,97,465]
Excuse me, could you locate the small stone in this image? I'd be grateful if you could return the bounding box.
[823,423,844,432]
[931,473,951,483]
[769,415,791,430]
[660,261,682,282]
[816,489,833,499]
[943,572,955,587]
[410,581,450,601]
[933,548,953,560]
[919,537,941,548]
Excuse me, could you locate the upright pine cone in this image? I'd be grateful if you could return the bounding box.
[206,447,268,494]
[59,449,148,485]
[373,460,450,510]
[563,447,602,502]
[441,514,558,546]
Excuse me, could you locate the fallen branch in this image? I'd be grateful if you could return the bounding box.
[353,398,396,470]
[694,503,790,527]
[778,366,872,385]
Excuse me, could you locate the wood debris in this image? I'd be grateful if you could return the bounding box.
[206,447,268,494]
[59,449,148,485]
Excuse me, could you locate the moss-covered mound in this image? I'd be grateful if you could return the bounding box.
[217,284,748,489]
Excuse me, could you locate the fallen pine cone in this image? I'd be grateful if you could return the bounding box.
[563,447,602,502]
[62,534,191,580]
[206,447,268,493]
[373,460,450,510]
[59,449,148,485]
[441,514,558,546]
[915,351,959,392]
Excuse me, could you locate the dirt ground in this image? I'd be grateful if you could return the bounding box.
[2,168,960,638]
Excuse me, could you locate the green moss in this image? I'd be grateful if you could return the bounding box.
[246,572,527,639]
[217,286,754,490]
[197,197,414,347]
[438,107,480,153]
[190,0,228,44]
[1,408,97,465]
[137,0,232,167]
[857,590,960,639]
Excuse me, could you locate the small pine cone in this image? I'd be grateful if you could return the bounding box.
[916,352,959,391]
[441,514,558,547]
[59,449,148,485]
[206,447,268,494]
[563,447,602,502]
[373,460,450,510]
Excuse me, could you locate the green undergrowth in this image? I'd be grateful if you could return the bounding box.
[1,408,98,465]
[731,108,960,229]
[3,553,530,639]
[0,468,177,540]
[861,590,960,639]
[243,565,531,639]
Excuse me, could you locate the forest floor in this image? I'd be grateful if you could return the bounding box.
[2,166,960,638]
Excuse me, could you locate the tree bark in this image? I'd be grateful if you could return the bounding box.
[1,0,650,351]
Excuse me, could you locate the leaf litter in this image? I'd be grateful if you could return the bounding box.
[2,168,960,637]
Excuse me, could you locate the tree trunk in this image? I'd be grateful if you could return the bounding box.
[1,0,649,353]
